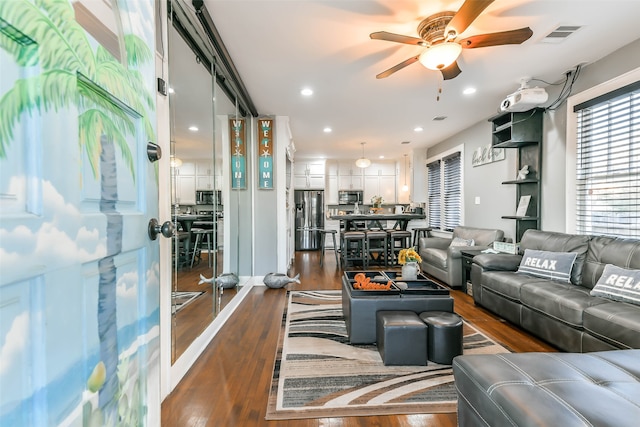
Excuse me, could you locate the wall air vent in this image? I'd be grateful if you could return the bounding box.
[540,25,582,44]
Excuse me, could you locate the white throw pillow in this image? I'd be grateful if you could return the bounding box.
[450,237,474,247]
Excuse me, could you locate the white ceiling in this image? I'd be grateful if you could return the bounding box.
[175,0,640,162]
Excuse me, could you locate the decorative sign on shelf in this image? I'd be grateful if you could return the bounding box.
[230,117,246,189]
[516,195,531,217]
[472,144,505,167]
[258,118,274,189]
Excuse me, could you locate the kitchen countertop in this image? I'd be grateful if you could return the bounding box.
[329,212,425,231]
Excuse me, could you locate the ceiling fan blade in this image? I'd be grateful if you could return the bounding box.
[376,55,420,79]
[441,61,462,80]
[459,27,533,48]
[370,31,426,46]
[446,0,494,37]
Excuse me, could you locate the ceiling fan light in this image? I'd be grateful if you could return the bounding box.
[419,43,462,70]
[355,157,371,168]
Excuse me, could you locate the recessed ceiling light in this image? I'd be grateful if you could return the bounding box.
[379,155,385,159]
[414,127,423,132]
[323,127,332,133]
[188,126,199,132]
[300,88,313,96]
[463,87,477,95]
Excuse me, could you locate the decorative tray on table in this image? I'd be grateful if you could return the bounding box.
[343,271,450,296]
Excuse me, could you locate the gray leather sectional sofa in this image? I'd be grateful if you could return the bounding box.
[471,229,640,352]
[453,230,640,426]
[453,349,640,426]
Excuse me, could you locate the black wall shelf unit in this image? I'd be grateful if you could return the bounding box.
[489,108,544,242]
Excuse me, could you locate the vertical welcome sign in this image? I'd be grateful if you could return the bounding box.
[230,118,246,189]
[259,118,274,189]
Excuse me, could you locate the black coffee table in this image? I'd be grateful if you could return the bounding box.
[341,271,454,344]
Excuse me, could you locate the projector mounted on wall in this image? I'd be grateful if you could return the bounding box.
[500,79,548,112]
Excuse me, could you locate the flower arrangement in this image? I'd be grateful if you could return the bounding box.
[370,195,384,207]
[398,247,422,265]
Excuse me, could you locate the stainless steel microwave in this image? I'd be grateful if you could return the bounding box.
[196,190,222,205]
[338,190,363,205]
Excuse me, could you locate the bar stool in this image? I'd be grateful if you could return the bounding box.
[388,230,412,265]
[318,229,339,267]
[190,228,214,268]
[365,230,388,267]
[412,227,432,249]
[341,231,366,269]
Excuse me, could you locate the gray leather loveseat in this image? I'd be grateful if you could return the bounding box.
[418,226,504,289]
[471,229,640,352]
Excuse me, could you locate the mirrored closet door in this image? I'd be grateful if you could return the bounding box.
[167,3,247,363]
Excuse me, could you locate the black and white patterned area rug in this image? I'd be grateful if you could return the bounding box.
[266,290,510,420]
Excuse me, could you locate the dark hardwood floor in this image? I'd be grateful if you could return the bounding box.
[172,250,237,362]
[161,249,556,426]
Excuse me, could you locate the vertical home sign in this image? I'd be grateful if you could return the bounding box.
[230,117,246,189]
[259,118,274,189]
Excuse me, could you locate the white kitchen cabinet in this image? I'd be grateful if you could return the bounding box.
[338,174,363,190]
[338,160,363,178]
[293,174,324,189]
[326,175,338,203]
[379,175,396,203]
[196,160,213,176]
[176,175,196,205]
[177,161,195,176]
[293,175,308,189]
[326,160,338,177]
[293,159,325,189]
[364,161,396,176]
[364,174,396,203]
[196,175,214,190]
[307,175,325,189]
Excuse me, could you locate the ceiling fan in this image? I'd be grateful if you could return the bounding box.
[370,0,533,80]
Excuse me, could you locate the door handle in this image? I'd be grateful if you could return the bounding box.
[148,218,175,240]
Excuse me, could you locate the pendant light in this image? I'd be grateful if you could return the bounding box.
[355,142,371,168]
[402,154,409,192]
[170,155,182,168]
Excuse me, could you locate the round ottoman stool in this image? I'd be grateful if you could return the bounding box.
[419,311,463,365]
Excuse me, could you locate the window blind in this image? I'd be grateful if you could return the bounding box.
[443,152,462,231]
[427,160,441,229]
[575,87,640,238]
[427,151,462,232]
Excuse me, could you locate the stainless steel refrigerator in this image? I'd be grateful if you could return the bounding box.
[295,190,324,250]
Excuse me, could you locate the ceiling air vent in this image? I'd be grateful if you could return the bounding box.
[432,116,447,121]
[540,25,582,44]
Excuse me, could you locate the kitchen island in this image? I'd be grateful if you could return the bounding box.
[329,212,426,231]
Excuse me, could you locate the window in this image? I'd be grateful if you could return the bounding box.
[573,82,640,238]
[427,150,462,231]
